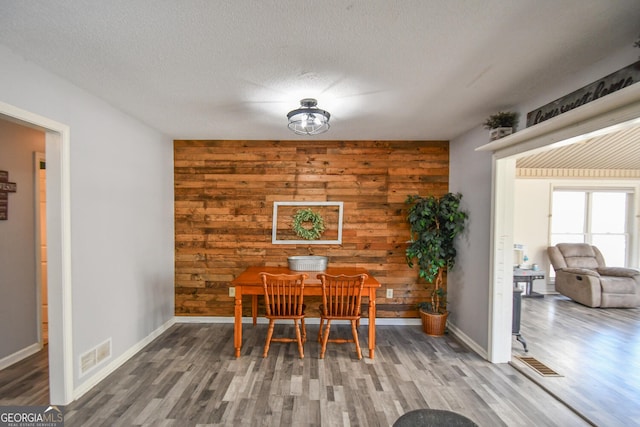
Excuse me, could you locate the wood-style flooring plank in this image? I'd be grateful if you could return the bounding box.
[61,323,585,426]
[0,320,594,426]
[513,294,640,427]
[0,345,48,406]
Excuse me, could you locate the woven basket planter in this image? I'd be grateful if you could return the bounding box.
[419,309,448,336]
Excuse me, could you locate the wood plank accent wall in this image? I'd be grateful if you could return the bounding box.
[174,140,449,318]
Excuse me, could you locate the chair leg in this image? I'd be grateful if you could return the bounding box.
[320,320,332,359]
[351,320,362,360]
[301,317,307,343]
[318,318,325,342]
[294,319,304,359]
[263,319,275,358]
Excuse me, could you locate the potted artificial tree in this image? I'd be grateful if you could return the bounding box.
[483,111,518,141]
[405,193,468,336]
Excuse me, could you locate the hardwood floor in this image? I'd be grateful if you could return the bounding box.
[0,345,49,406]
[0,323,587,427]
[512,294,640,427]
[8,303,637,426]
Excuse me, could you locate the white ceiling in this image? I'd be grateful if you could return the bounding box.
[1,1,639,141]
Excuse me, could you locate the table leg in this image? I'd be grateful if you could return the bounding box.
[234,287,243,358]
[368,288,376,359]
[521,278,544,298]
[252,295,258,325]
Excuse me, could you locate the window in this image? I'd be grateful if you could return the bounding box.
[551,189,631,267]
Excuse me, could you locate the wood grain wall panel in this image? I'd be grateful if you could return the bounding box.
[174,140,449,317]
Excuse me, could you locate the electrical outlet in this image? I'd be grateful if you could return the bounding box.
[229,287,235,297]
[386,288,393,298]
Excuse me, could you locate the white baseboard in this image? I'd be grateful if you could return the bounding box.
[72,317,176,400]
[174,316,422,326]
[176,316,238,323]
[0,342,42,370]
[447,322,488,360]
[373,318,422,326]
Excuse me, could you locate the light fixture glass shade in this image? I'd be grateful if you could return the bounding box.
[287,98,330,135]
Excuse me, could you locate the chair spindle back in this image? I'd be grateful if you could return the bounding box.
[319,274,367,318]
[260,273,306,317]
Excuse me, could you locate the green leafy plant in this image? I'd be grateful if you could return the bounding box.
[405,193,468,314]
[483,111,518,130]
[292,208,325,240]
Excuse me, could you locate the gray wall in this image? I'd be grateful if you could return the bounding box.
[0,120,45,360]
[0,43,175,393]
[448,126,493,350]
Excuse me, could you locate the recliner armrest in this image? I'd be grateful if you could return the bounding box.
[559,267,600,277]
[597,266,640,278]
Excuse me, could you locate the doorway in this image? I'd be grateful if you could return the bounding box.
[0,103,73,405]
[484,84,640,362]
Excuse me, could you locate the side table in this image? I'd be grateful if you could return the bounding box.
[513,268,545,298]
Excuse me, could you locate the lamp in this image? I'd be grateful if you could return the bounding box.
[287,98,330,135]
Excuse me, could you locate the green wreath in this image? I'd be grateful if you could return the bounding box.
[292,208,325,240]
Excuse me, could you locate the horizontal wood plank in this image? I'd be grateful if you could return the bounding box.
[174,140,449,318]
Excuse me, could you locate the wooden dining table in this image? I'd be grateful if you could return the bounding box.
[230,266,381,358]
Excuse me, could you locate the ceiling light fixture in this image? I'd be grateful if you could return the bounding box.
[287,98,330,135]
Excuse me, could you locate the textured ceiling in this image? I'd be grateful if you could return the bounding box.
[0,1,639,141]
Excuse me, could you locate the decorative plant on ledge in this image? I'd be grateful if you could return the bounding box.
[483,111,518,141]
[406,193,468,335]
[483,111,518,130]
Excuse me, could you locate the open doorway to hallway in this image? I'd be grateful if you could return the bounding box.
[0,103,73,405]
[0,121,49,404]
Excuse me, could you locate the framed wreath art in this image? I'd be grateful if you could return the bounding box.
[292,208,325,240]
[272,201,343,244]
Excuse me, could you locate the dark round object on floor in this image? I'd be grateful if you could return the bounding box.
[393,409,478,427]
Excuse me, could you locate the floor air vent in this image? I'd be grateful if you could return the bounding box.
[516,356,562,377]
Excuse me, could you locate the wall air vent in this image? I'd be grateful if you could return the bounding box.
[79,338,112,376]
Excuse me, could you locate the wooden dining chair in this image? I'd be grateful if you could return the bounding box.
[317,273,368,359]
[259,272,308,358]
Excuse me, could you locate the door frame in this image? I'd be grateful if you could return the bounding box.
[34,152,45,346]
[0,101,73,404]
[478,83,640,362]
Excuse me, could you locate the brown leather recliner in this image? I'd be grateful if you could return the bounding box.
[547,243,640,308]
